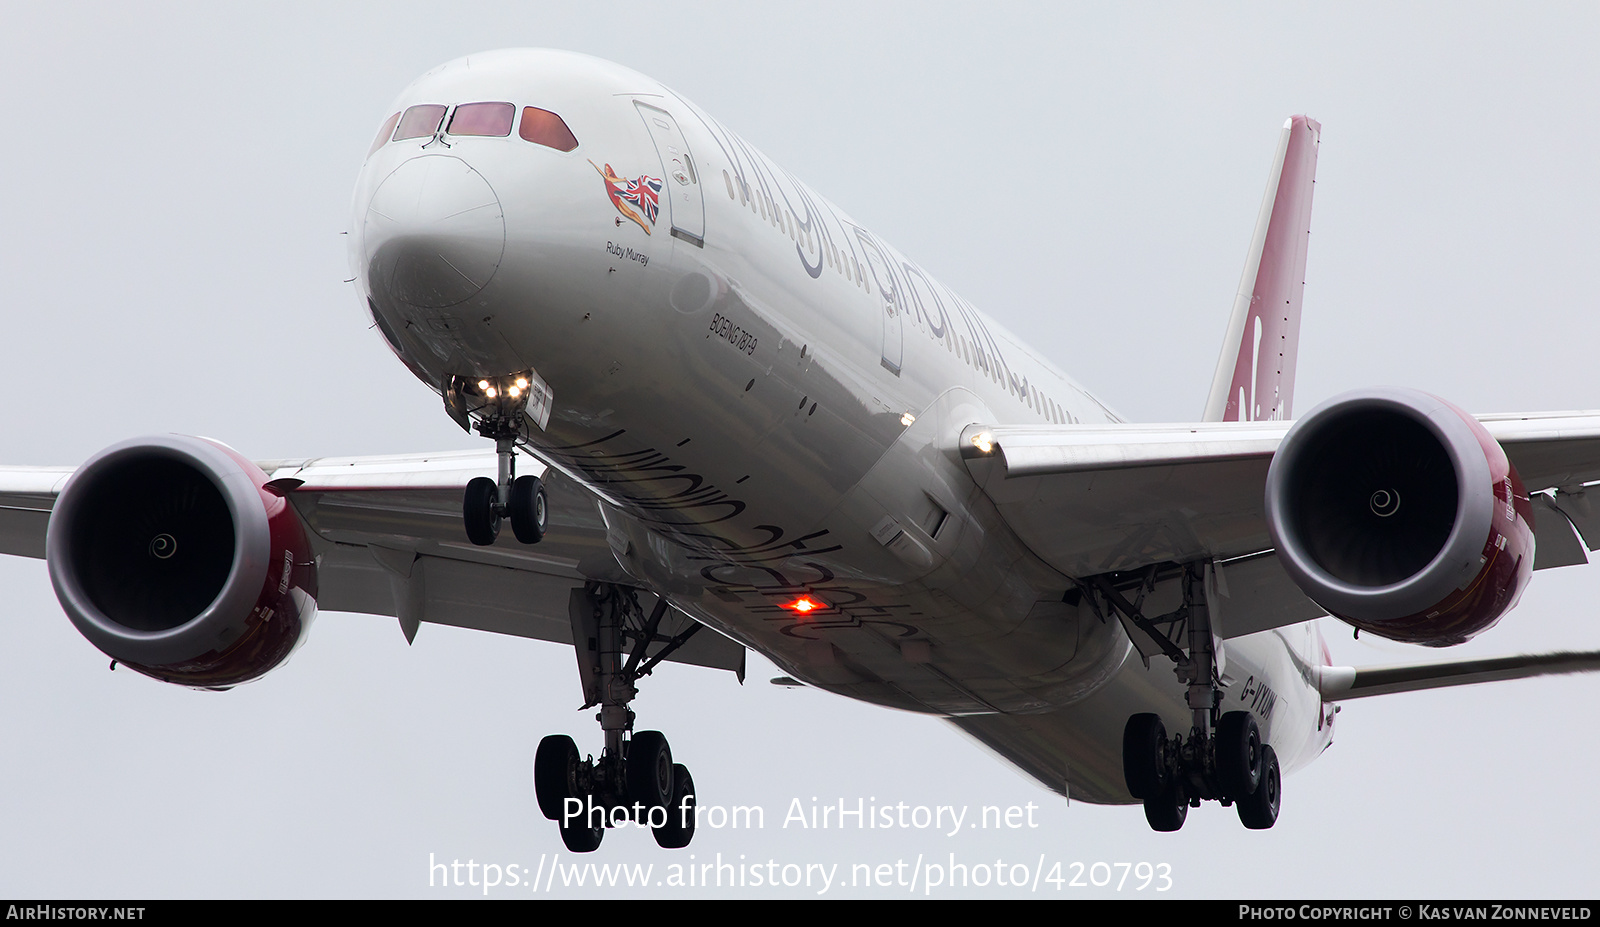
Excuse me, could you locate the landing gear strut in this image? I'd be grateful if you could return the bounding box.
[532,583,703,852]
[447,373,548,547]
[1084,561,1282,832]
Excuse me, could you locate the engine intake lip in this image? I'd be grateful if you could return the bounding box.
[46,435,271,667]
[1265,388,1494,623]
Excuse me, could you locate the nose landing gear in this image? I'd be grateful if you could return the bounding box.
[444,372,549,547]
[532,583,704,852]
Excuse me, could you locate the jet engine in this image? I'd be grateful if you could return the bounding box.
[1264,388,1533,646]
[46,435,318,687]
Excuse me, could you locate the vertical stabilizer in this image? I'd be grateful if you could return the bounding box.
[1203,116,1320,422]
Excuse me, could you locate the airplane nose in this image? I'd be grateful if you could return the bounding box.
[363,155,505,309]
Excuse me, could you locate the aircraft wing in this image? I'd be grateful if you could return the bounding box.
[0,450,746,675]
[1319,650,1600,700]
[960,413,1600,639]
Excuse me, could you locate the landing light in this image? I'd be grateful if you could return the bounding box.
[971,432,994,455]
[456,369,551,432]
[900,412,916,427]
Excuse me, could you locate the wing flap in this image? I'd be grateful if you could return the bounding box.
[1548,487,1600,551]
[0,467,74,559]
[1214,552,1328,637]
[316,542,745,672]
[278,462,743,672]
[1530,493,1588,569]
[0,506,53,559]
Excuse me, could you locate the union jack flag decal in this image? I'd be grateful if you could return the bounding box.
[591,160,663,235]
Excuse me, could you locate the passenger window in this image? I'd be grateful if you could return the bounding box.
[520,107,579,152]
[393,104,448,140]
[449,102,515,137]
[368,113,401,156]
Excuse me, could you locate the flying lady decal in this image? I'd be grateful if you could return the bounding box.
[591,160,662,234]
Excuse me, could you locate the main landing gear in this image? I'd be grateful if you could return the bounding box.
[1121,709,1281,831]
[1081,562,1282,832]
[533,583,704,852]
[445,373,548,547]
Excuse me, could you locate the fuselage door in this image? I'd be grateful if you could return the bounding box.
[857,233,902,376]
[634,102,705,247]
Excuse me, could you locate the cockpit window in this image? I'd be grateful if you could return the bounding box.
[368,112,400,156]
[393,104,448,141]
[520,107,579,152]
[448,102,515,137]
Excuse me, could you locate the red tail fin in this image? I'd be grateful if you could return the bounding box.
[1203,116,1321,422]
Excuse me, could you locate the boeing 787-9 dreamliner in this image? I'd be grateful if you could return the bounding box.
[8,49,1600,851]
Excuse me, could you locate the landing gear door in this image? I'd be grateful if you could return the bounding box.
[634,102,705,247]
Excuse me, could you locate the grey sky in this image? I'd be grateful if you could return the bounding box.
[1,2,1597,898]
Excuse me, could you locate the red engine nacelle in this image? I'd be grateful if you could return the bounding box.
[1265,388,1534,646]
[46,435,318,687]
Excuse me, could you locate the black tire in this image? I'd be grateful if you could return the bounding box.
[559,821,604,853]
[509,475,548,544]
[1143,780,1188,832]
[1237,744,1282,830]
[463,476,500,546]
[653,763,696,849]
[627,731,674,814]
[1122,713,1168,800]
[1216,711,1262,801]
[533,734,580,822]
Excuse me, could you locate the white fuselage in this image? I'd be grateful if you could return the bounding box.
[352,49,1333,804]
